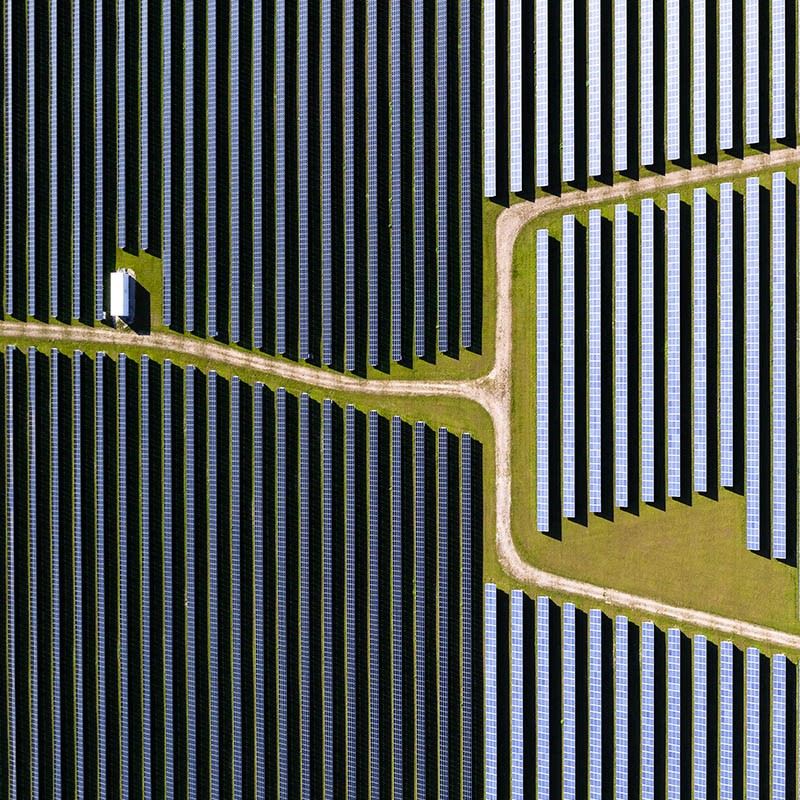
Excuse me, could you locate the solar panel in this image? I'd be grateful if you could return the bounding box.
[438,427,450,795]
[139,0,149,250]
[323,399,335,796]
[49,351,61,796]
[510,590,524,799]
[116,0,126,250]
[208,371,220,799]
[369,411,380,797]
[277,387,288,797]
[719,641,734,800]
[95,354,107,795]
[231,379,243,799]
[641,621,655,800]
[207,0,218,337]
[692,0,706,154]
[5,347,15,795]
[537,229,549,530]
[746,178,760,549]
[184,0,195,331]
[615,616,628,800]
[563,216,576,518]
[93,0,105,320]
[346,404,357,796]
[27,2,36,318]
[392,0,402,360]
[162,360,173,797]
[535,0,548,186]
[299,0,310,359]
[461,433,473,800]
[588,0,601,175]
[745,0,759,143]
[772,0,786,138]
[391,415,404,797]
[438,0,449,351]
[345,0,355,371]
[640,0,654,165]
[693,636,707,800]
[70,352,84,796]
[460,0,472,349]
[614,0,627,172]
[537,597,550,798]
[301,394,312,796]
[667,629,681,799]
[253,385,266,797]
[484,584,498,800]
[140,355,151,800]
[3,2,11,318]
[562,0,575,181]
[641,200,655,502]
[772,655,787,800]
[589,609,602,800]
[720,182,734,486]
[589,211,602,512]
[666,0,680,160]
[322,0,332,363]
[70,0,80,318]
[49,1,58,317]
[252,1,263,349]
[746,647,760,799]
[563,603,576,800]
[118,355,130,799]
[719,0,733,148]
[275,0,286,353]
[484,0,496,195]
[693,189,707,492]
[185,366,197,795]
[509,0,521,191]
[667,193,681,497]
[772,172,786,557]
[615,205,628,508]
[414,0,425,357]
[415,421,427,796]
[26,349,38,792]
[162,0,172,327]
[368,1,378,365]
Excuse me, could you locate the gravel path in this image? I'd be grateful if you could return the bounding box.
[5,146,800,647]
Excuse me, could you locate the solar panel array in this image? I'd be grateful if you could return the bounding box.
[667,194,681,498]
[27,348,38,794]
[746,647,760,799]
[720,641,734,800]
[535,0,549,186]
[615,616,628,800]
[563,603,577,799]
[693,636,707,800]
[369,410,381,797]
[746,178,760,550]
[485,584,498,800]
[666,0,680,161]
[615,205,628,508]
[745,0,759,143]
[693,0,706,154]
[96,353,108,796]
[49,351,61,797]
[641,200,655,503]
[773,172,787,557]
[562,216,576,519]
[640,0,654,166]
[693,189,707,493]
[614,0,627,172]
[510,590,524,798]
[4,347,15,796]
[537,597,550,798]
[641,621,655,799]
[438,427,450,796]
[772,0,786,138]
[720,0,733,149]
[589,609,603,800]
[415,420,427,797]
[186,365,197,795]
[509,0,521,191]
[537,229,549,530]
[589,210,602,512]
[562,0,575,182]
[720,182,734,486]
[772,654,787,800]
[588,0,602,176]
[484,0,496,196]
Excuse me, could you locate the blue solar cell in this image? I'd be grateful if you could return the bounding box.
[391,415,404,797]
[693,189,707,492]
[484,584,498,800]
[693,636,707,800]
[615,205,628,508]
[510,590,524,799]
[719,641,734,800]
[772,172,787,557]
[667,194,681,497]
[746,178,760,549]
[414,0,425,357]
[207,0,218,337]
[641,200,655,502]
[415,421,427,796]
[484,0,496,195]
[563,216,576,518]
[641,621,655,800]
[640,0,654,165]
[589,211,602,512]
[588,0,601,175]
[537,229,549,530]
[719,0,733,148]
[615,616,628,800]
[563,603,576,800]
[614,0,627,171]
[720,183,734,486]
[589,610,602,800]
[461,433,473,800]
[692,0,706,153]
[438,0,449,351]
[509,0,521,191]
[535,0,548,186]
[537,597,550,798]
[562,0,575,180]
[746,647,760,799]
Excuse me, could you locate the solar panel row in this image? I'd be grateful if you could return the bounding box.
[27,3,36,319]
[438,0,449,353]
[140,355,152,800]
[301,393,312,797]
[665,0,678,159]
[391,0,402,362]
[118,354,130,799]
[615,205,628,508]
[746,178,760,549]
[509,0,521,192]
[299,0,310,360]
[537,229,549,530]
[162,0,172,327]
[667,194,681,498]
[346,403,358,797]
[162,359,174,797]
[641,199,655,502]
[96,354,108,796]
[772,654,787,800]
[693,0,706,154]
[461,0,472,349]
[461,433,473,800]
[510,590,524,799]
[49,351,61,797]
[588,0,602,176]
[589,211,602,512]
[116,0,125,250]
[562,0,575,181]
[414,0,425,358]
[693,636,707,800]
[746,647,759,799]
[535,0,549,186]
[368,1,378,366]
[772,172,787,557]
[415,420,427,797]
[561,216,576,519]
[275,0,286,354]
[185,366,198,794]
[231,378,243,798]
[184,0,195,332]
[589,609,602,800]
[745,0,759,143]
[207,0,218,338]
[641,621,655,799]
[772,0,786,138]
[484,0,496,196]
[5,347,15,795]
[537,596,550,798]
[49,1,58,318]
[323,399,335,797]
[391,415,404,798]
[720,182,734,486]
[369,410,381,797]
[693,189,707,493]
[139,0,149,250]
[615,616,628,800]
[252,3,264,349]
[719,0,733,149]
[720,641,734,800]
[208,371,220,798]
[438,427,450,796]
[640,0,654,165]
[485,584,498,800]
[277,386,289,798]
[253,384,266,798]
[614,0,627,172]
[345,1,355,372]
[5,1,14,317]
[563,603,577,799]
[27,349,38,794]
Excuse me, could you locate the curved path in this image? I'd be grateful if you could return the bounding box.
[5,146,800,649]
